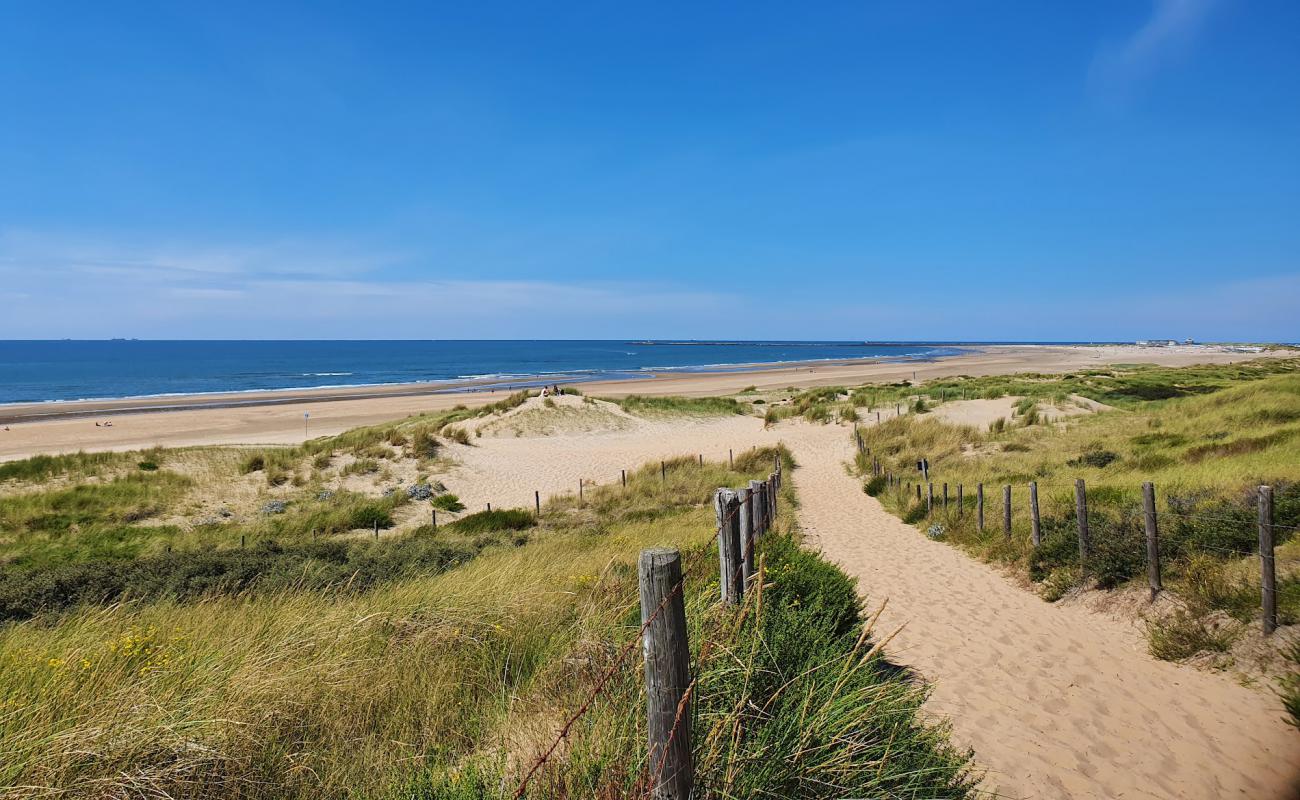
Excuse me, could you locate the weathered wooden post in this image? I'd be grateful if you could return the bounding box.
[977,483,985,532]
[927,483,934,516]
[698,454,703,466]
[749,479,766,535]
[1002,484,1012,540]
[1142,482,1161,600]
[579,480,584,504]
[241,534,245,548]
[535,490,541,517]
[729,449,733,469]
[661,460,666,482]
[1075,479,1090,567]
[943,482,948,512]
[374,520,379,539]
[487,502,492,512]
[714,489,742,605]
[431,509,437,529]
[622,469,627,488]
[739,487,756,583]
[1029,481,1041,547]
[638,548,694,799]
[769,474,778,519]
[915,483,921,501]
[1260,485,1277,635]
[957,484,964,518]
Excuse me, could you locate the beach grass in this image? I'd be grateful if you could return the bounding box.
[852,366,1300,647]
[0,446,975,798]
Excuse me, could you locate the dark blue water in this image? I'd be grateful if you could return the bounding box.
[0,340,972,404]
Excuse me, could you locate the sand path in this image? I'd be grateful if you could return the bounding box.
[441,412,1299,798]
[786,423,1300,800]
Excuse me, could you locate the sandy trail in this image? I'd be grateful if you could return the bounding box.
[441,411,1299,798]
[785,422,1300,800]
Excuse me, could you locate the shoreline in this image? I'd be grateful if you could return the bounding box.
[0,343,1281,462]
[0,352,963,425]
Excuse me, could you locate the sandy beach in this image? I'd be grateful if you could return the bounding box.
[0,343,1275,462]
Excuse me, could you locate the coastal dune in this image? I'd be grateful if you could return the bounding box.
[394,403,1300,798]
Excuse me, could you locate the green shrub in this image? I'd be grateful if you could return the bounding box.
[863,475,887,496]
[1144,608,1241,661]
[136,460,159,471]
[431,494,465,512]
[448,509,535,535]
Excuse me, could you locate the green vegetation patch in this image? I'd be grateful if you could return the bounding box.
[614,394,745,417]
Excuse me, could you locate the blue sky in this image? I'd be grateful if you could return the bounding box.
[1,1,1297,341]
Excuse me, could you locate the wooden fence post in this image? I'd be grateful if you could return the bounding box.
[487,502,492,512]
[431,509,437,529]
[661,461,666,482]
[739,488,756,583]
[638,548,694,799]
[750,479,766,535]
[622,469,627,488]
[927,483,934,516]
[977,483,985,532]
[767,475,777,520]
[1029,481,1041,547]
[915,483,921,501]
[729,449,733,469]
[1075,479,1090,568]
[535,490,541,517]
[943,483,948,512]
[241,534,245,548]
[1260,485,1277,635]
[1002,484,1012,540]
[374,520,379,539]
[1142,482,1161,600]
[579,480,584,504]
[714,490,742,605]
[957,484,964,518]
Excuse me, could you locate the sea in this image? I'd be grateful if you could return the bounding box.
[0,340,978,405]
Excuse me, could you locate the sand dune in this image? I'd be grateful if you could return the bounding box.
[427,412,1299,799]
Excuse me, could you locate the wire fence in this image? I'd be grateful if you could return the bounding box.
[512,451,784,799]
[856,431,1288,635]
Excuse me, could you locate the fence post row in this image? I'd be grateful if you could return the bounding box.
[1142,482,1161,600]
[714,489,743,605]
[638,548,694,800]
[1260,485,1277,635]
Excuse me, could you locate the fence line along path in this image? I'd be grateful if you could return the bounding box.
[783,422,1300,800]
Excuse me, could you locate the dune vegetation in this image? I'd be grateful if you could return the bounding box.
[0,423,974,798]
[829,360,1300,723]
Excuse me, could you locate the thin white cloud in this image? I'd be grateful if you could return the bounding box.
[1090,0,1220,103]
[0,233,732,338]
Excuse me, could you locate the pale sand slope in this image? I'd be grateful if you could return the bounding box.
[439,412,1299,799]
[0,344,1279,462]
[791,422,1300,800]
